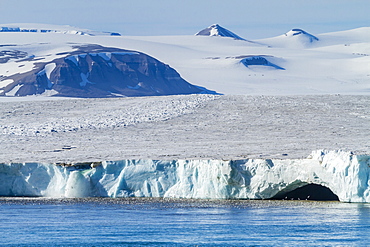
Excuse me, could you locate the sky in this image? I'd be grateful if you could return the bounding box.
[1,0,370,39]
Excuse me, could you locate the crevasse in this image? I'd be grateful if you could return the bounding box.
[0,150,369,202]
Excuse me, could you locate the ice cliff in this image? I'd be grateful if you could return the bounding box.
[1,150,369,202]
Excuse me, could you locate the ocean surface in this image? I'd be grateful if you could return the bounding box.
[1,198,370,246]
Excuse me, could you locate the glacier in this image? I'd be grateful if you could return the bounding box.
[1,150,369,202]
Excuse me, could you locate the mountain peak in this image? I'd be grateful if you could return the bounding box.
[284,28,319,42]
[195,24,245,40]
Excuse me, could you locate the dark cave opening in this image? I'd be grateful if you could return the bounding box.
[272,184,339,201]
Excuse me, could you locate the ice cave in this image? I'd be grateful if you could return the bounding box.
[0,150,369,202]
[271,184,340,201]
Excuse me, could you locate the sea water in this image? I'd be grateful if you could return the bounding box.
[1,198,370,246]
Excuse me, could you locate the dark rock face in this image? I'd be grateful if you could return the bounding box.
[0,50,28,63]
[1,45,212,97]
[240,56,285,70]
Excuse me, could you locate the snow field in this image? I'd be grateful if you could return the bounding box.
[0,94,369,163]
[0,94,217,136]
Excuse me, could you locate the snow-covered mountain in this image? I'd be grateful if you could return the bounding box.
[195,24,246,40]
[1,23,370,96]
[285,28,318,42]
[0,44,207,97]
[260,28,319,48]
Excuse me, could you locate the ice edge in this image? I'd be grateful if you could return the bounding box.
[1,150,369,202]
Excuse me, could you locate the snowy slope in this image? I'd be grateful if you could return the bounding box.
[1,23,370,96]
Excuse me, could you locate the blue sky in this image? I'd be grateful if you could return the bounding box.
[1,0,370,39]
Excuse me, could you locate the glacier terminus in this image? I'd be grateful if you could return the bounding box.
[1,150,369,203]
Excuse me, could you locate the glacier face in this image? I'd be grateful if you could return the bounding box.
[1,150,369,202]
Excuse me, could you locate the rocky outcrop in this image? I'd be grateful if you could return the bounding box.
[1,45,213,97]
[240,55,285,70]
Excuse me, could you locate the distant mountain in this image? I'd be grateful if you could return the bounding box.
[284,29,319,43]
[0,44,214,97]
[260,28,319,48]
[195,24,246,40]
[0,23,121,36]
